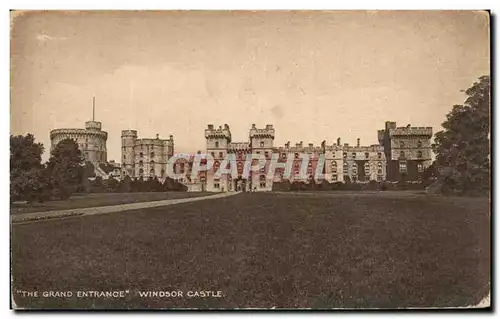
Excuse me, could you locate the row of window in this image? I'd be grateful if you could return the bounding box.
[400,141,423,148]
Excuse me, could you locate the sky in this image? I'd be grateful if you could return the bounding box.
[10,10,490,162]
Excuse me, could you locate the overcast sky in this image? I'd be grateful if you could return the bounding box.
[10,10,489,162]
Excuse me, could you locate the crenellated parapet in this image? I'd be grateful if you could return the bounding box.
[50,128,108,141]
[205,124,232,142]
[249,124,275,140]
[389,126,433,138]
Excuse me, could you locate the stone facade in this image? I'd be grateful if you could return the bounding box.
[121,130,174,180]
[378,121,433,181]
[188,120,433,192]
[50,120,108,165]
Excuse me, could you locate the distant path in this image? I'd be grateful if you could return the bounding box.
[11,192,237,225]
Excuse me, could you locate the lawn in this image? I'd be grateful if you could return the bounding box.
[10,192,214,214]
[11,192,490,309]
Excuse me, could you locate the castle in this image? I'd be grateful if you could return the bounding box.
[121,130,174,180]
[178,121,433,192]
[50,103,433,190]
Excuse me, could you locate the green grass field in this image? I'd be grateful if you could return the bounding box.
[11,192,490,309]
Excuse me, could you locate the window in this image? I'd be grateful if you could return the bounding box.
[331,174,337,181]
[343,162,348,172]
[417,151,423,158]
[123,154,126,159]
[265,151,269,159]
[260,175,266,188]
[150,160,155,165]
[377,162,383,174]
[400,141,405,148]
[150,169,155,175]
[151,152,155,158]
[308,161,312,167]
[343,152,347,158]
[219,152,223,159]
[161,169,165,177]
[364,162,370,175]
[260,141,264,148]
[210,152,215,158]
[417,140,422,148]
[400,151,405,158]
[139,168,144,175]
[215,141,219,148]
[352,153,356,159]
[377,175,383,182]
[352,163,358,174]
[332,153,335,158]
[399,162,407,173]
[417,163,424,172]
[294,162,300,168]
[378,152,382,159]
[139,160,143,167]
[213,181,220,189]
[295,153,299,159]
[365,152,369,159]
[139,152,143,158]
[281,153,286,159]
[331,161,337,173]
[260,167,266,173]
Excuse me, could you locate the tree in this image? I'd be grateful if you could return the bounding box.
[432,75,490,196]
[10,134,48,202]
[45,138,84,200]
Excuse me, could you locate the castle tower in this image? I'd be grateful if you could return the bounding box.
[121,129,138,177]
[205,124,232,192]
[50,97,108,165]
[249,124,275,191]
[378,121,433,181]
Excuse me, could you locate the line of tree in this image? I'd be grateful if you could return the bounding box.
[431,75,490,196]
[271,178,430,192]
[10,136,186,203]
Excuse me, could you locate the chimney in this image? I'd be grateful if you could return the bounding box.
[266,124,273,129]
[357,138,360,147]
[224,124,229,129]
[337,137,341,146]
[308,143,313,147]
[156,134,159,139]
[169,135,173,140]
[252,124,256,129]
[208,124,214,130]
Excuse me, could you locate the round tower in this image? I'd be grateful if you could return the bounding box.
[121,130,138,176]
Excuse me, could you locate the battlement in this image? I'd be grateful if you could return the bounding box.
[205,124,232,141]
[228,142,251,151]
[249,124,275,139]
[121,130,138,138]
[389,127,433,137]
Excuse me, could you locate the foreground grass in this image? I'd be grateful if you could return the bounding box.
[11,192,490,309]
[10,192,213,214]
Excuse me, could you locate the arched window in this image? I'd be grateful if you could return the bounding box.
[417,140,422,148]
[417,151,423,158]
[352,163,358,173]
[331,161,337,173]
[364,162,370,175]
[400,151,405,158]
[400,141,405,148]
[377,162,383,174]
[150,160,155,165]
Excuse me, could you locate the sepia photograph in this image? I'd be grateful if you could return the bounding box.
[9,10,490,310]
